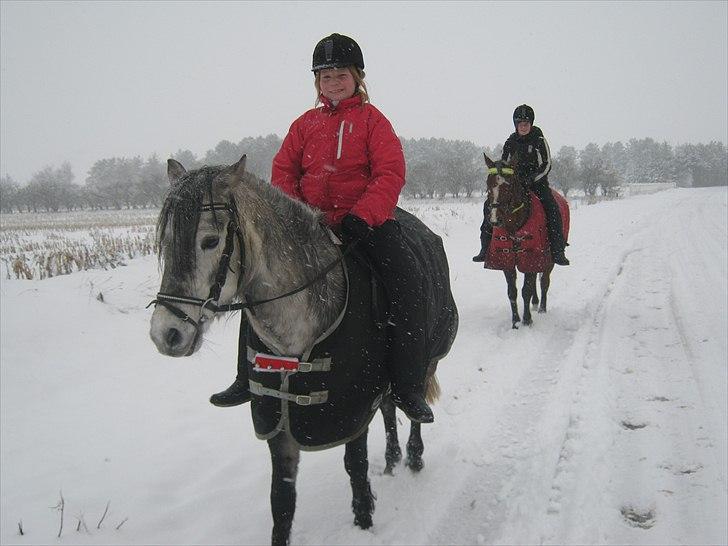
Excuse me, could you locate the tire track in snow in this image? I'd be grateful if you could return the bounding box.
[425,241,651,545]
[427,189,726,545]
[537,192,726,545]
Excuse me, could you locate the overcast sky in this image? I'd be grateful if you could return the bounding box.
[1,1,726,183]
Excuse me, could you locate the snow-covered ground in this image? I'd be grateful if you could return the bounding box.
[1,187,726,545]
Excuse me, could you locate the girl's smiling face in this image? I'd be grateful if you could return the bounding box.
[318,67,356,102]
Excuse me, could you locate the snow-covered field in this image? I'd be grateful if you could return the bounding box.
[1,187,726,545]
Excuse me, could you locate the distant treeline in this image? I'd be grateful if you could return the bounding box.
[0,135,726,213]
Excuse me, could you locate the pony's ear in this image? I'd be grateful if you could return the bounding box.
[483,153,495,169]
[167,159,187,184]
[232,154,247,179]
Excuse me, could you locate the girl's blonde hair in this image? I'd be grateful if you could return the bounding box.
[314,66,369,107]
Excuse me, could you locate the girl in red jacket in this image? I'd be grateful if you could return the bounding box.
[210,33,433,423]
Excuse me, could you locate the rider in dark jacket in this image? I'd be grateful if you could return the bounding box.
[473,104,569,265]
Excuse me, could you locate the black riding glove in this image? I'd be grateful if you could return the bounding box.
[341,214,372,245]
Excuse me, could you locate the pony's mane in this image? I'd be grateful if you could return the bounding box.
[234,173,325,241]
[156,164,324,278]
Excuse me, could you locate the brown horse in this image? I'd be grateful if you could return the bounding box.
[482,153,569,328]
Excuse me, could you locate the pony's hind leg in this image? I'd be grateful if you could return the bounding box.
[406,362,437,472]
[268,434,301,546]
[405,422,424,472]
[344,428,376,529]
[504,269,520,328]
[521,273,536,326]
[380,395,402,474]
[531,273,541,308]
[539,266,553,313]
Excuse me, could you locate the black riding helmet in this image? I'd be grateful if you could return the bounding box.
[513,104,535,127]
[312,33,364,72]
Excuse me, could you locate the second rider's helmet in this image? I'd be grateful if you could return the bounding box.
[513,104,535,126]
[312,33,365,72]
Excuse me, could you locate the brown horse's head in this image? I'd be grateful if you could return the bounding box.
[483,153,530,233]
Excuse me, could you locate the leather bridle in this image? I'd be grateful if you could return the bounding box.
[147,200,354,353]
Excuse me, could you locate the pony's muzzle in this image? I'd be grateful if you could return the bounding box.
[149,307,201,357]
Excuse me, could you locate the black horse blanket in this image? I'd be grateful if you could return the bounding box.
[246,208,458,450]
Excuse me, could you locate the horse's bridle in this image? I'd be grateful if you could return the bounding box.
[487,165,525,216]
[147,201,354,348]
[147,202,244,346]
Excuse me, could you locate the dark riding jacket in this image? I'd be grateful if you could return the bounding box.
[501,126,552,187]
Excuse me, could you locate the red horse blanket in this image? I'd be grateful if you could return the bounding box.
[484,189,570,273]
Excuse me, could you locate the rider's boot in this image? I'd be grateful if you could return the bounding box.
[391,390,434,423]
[210,359,251,407]
[472,227,492,262]
[552,249,570,266]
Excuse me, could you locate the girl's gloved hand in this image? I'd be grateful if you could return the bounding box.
[341,214,372,244]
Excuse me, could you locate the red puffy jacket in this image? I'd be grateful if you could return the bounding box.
[271,94,406,227]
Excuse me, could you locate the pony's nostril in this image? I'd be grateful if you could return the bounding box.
[166,328,182,348]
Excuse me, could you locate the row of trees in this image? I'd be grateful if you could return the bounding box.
[551,140,727,198]
[1,136,726,213]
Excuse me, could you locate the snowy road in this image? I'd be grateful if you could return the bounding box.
[1,187,726,545]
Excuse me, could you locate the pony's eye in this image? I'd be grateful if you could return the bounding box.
[200,236,220,250]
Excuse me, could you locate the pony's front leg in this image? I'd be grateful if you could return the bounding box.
[405,422,424,472]
[344,428,376,529]
[504,269,520,328]
[521,273,536,326]
[268,434,301,546]
[380,395,402,474]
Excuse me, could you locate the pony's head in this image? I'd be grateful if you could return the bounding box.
[483,153,529,231]
[149,155,248,357]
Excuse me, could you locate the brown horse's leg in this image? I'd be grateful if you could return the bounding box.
[380,395,402,474]
[344,428,375,529]
[522,273,535,325]
[531,273,541,307]
[539,265,553,313]
[504,269,520,328]
[268,434,300,546]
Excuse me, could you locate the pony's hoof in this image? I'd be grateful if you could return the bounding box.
[383,464,395,475]
[354,514,373,529]
[406,456,424,472]
[538,307,547,314]
[523,318,533,326]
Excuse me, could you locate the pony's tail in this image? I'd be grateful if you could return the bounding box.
[425,373,441,404]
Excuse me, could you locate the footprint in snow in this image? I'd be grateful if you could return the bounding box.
[620,505,656,529]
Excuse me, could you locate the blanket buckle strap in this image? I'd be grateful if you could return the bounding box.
[248,380,329,406]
